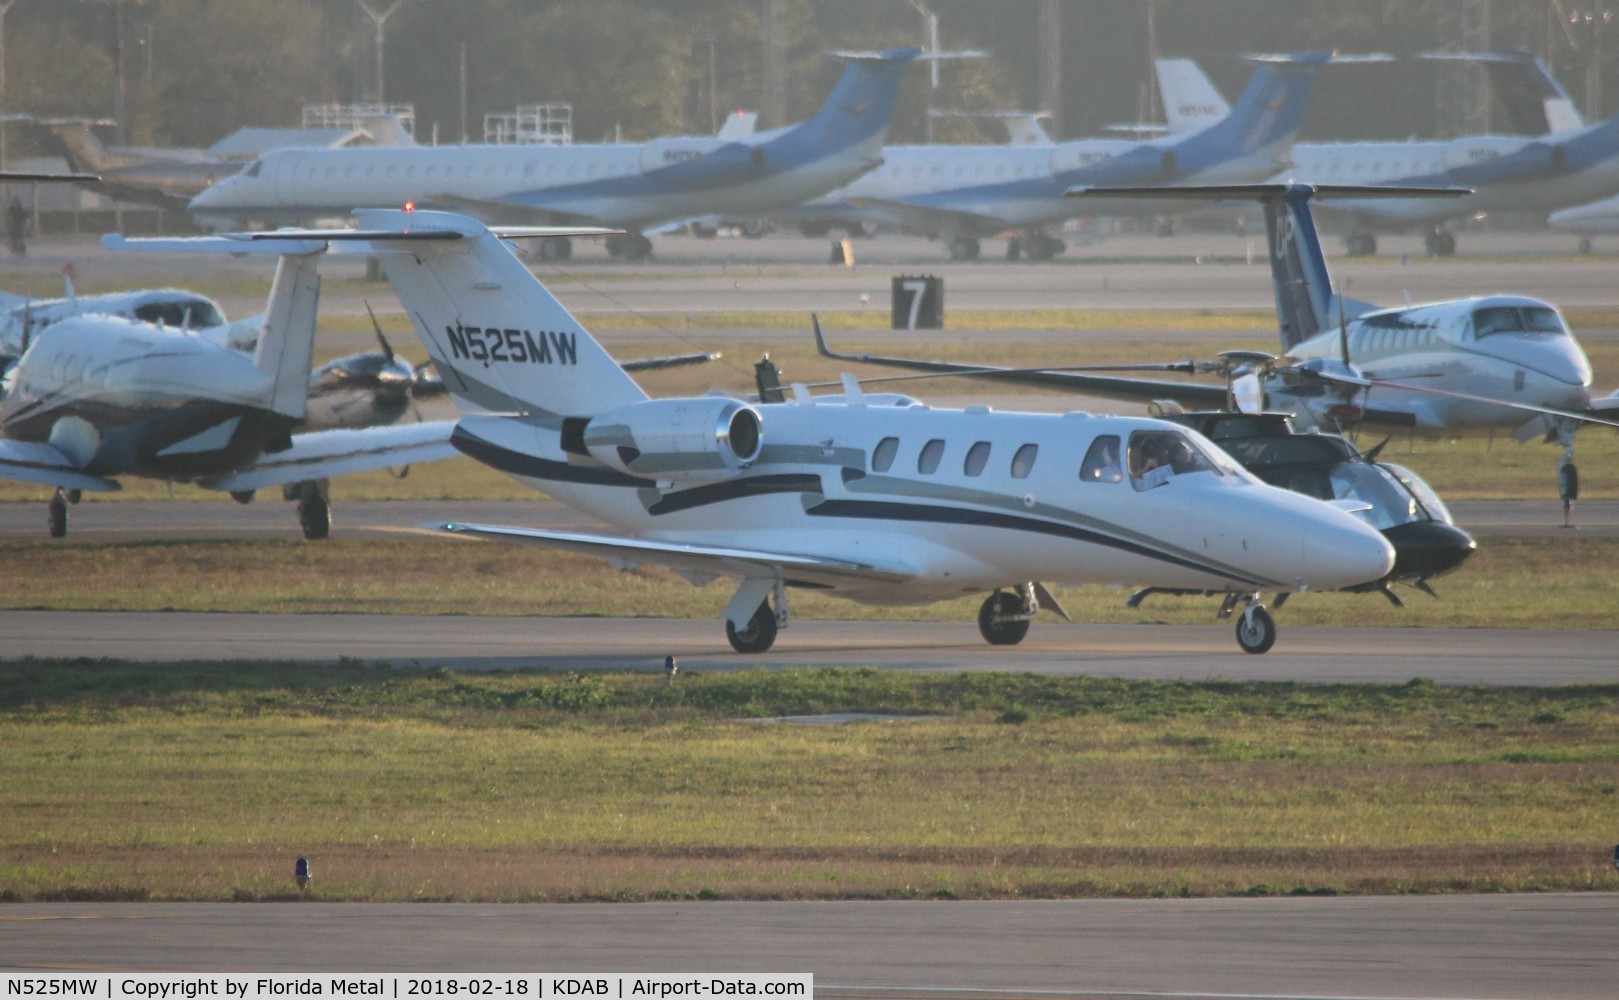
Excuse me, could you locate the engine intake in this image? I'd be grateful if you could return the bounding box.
[582,397,762,482]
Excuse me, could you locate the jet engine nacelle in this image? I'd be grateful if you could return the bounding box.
[582,397,763,482]
[640,138,766,189]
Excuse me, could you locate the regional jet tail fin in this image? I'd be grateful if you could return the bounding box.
[759,47,920,164]
[1068,183,1468,350]
[1167,52,1327,166]
[1421,50,1584,135]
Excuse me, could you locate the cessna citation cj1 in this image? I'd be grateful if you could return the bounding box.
[151,208,1395,654]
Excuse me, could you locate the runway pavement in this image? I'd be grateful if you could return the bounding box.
[0,610,1611,684]
[4,895,1617,997]
[15,229,1619,325]
[3,496,1614,540]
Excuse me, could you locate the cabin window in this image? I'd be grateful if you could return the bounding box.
[1010,443,1038,479]
[1080,435,1122,483]
[918,438,945,475]
[963,441,991,477]
[871,437,899,473]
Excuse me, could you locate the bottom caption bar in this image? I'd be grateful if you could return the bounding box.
[4,976,812,1000]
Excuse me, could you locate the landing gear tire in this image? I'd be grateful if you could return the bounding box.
[1578,237,1593,255]
[1027,235,1066,260]
[298,494,331,540]
[726,600,778,654]
[48,491,67,539]
[948,236,980,260]
[537,236,572,261]
[623,234,653,260]
[1424,230,1456,257]
[1005,237,1022,261]
[1235,605,1276,655]
[799,222,831,239]
[1346,233,1377,257]
[1558,462,1579,502]
[977,591,1030,646]
[230,490,255,505]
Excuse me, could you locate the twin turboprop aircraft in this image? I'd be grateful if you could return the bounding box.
[118,208,1398,655]
[0,242,459,538]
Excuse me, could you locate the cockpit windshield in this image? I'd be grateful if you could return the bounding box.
[243,159,263,178]
[1472,305,1568,338]
[1328,463,1426,530]
[133,298,226,330]
[1380,463,1455,524]
[1127,429,1235,491]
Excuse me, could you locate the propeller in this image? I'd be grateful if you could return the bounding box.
[365,300,397,364]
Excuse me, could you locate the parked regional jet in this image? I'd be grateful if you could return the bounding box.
[834,182,1619,500]
[1156,52,1614,255]
[130,208,1397,654]
[796,53,1324,260]
[187,49,920,260]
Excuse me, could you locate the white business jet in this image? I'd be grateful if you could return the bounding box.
[118,208,1396,654]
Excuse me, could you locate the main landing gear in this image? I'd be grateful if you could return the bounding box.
[725,578,790,654]
[1423,227,1456,257]
[604,233,654,260]
[948,236,980,260]
[1345,232,1378,257]
[284,479,332,540]
[47,487,79,538]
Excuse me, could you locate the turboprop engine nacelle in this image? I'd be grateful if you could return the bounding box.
[582,397,762,482]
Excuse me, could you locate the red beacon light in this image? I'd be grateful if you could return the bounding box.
[403,200,415,212]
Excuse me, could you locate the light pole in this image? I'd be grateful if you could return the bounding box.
[354,0,405,103]
[0,0,17,173]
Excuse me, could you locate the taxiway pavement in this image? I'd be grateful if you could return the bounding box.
[0,610,1611,684]
[4,895,1617,998]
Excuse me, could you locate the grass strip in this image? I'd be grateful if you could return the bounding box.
[1,535,1616,628]
[1,663,1615,902]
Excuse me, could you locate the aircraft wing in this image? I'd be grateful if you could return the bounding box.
[437,522,914,585]
[812,324,1231,409]
[846,195,1009,238]
[0,440,121,492]
[197,420,458,493]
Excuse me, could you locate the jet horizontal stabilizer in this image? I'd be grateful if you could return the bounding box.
[1066,183,1473,201]
[198,420,458,493]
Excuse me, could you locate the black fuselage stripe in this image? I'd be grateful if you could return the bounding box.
[806,498,1275,587]
[453,430,1274,587]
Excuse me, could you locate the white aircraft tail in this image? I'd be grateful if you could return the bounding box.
[355,208,649,418]
[1154,59,1231,134]
[252,255,321,421]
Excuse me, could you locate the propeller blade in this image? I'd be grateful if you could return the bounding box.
[364,300,396,364]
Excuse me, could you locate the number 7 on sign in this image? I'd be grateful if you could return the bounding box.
[901,279,927,330]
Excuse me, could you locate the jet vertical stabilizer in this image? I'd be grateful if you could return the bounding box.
[762,48,920,165]
[356,209,648,418]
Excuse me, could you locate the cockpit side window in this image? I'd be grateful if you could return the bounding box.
[1079,435,1122,483]
[244,160,263,178]
[1127,429,1217,491]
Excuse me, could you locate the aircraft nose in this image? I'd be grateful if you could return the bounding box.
[1382,520,1477,582]
[1303,517,1396,591]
